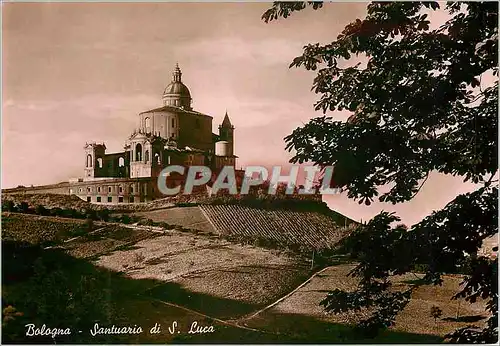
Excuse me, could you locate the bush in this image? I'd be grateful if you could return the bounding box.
[413,263,429,273]
[96,209,110,222]
[34,205,47,216]
[85,217,94,232]
[50,207,64,217]
[84,209,97,220]
[3,200,15,212]
[143,219,155,226]
[17,202,30,213]
[121,214,131,224]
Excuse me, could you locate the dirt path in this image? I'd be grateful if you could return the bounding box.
[149,298,276,335]
[236,265,333,324]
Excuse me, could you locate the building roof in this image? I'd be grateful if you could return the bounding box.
[163,63,191,99]
[140,105,212,118]
[163,81,191,98]
[221,111,232,127]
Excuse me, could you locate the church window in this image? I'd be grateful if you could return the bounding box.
[79,188,82,193]
[130,185,134,193]
[118,157,125,167]
[97,187,101,193]
[119,185,123,193]
[108,186,112,193]
[87,196,91,202]
[135,143,142,161]
[154,152,161,164]
[87,187,92,193]
[86,154,92,167]
[97,158,103,168]
[145,117,151,133]
[145,150,150,163]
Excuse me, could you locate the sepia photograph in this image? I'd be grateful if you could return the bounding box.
[1,1,498,344]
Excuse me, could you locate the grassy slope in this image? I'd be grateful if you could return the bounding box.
[2,214,443,344]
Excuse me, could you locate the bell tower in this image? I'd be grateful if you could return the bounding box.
[84,142,106,179]
[218,111,234,156]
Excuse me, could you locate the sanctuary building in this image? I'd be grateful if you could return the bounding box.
[69,64,238,203]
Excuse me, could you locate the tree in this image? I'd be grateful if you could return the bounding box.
[430,305,443,324]
[3,200,15,212]
[35,205,47,216]
[17,202,30,214]
[263,1,498,343]
[85,216,94,232]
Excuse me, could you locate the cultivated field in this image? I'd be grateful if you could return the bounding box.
[245,264,488,339]
[134,205,352,251]
[2,212,490,343]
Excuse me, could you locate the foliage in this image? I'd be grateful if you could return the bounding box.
[3,200,16,212]
[19,201,30,213]
[1,241,118,344]
[35,204,48,216]
[264,1,498,343]
[430,305,443,323]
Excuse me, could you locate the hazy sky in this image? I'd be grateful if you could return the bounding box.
[2,2,478,225]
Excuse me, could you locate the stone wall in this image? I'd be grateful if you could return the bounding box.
[3,182,70,195]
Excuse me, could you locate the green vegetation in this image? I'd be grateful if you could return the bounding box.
[263,1,498,342]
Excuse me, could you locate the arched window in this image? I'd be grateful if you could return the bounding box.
[145,150,149,163]
[135,143,142,161]
[154,152,161,165]
[118,157,125,167]
[86,154,92,167]
[97,157,103,168]
[145,117,151,133]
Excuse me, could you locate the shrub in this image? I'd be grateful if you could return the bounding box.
[34,205,47,216]
[50,207,63,217]
[120,214,131,224]
[3,200,15,212]
[17,202,30,213]
[96,209,110,222]
[430,305,443,323]
[85,217,94,232]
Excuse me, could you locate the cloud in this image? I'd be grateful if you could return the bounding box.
[177,37,303,67]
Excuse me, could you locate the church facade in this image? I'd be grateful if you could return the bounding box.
[69,64,237,204]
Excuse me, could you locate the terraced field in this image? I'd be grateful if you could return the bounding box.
[200,205,351,250]
[4,212,485,343]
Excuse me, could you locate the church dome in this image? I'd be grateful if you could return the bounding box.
[164,81,191,97]
[162,64,192,110]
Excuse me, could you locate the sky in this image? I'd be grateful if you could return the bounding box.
[2,2,479,225]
